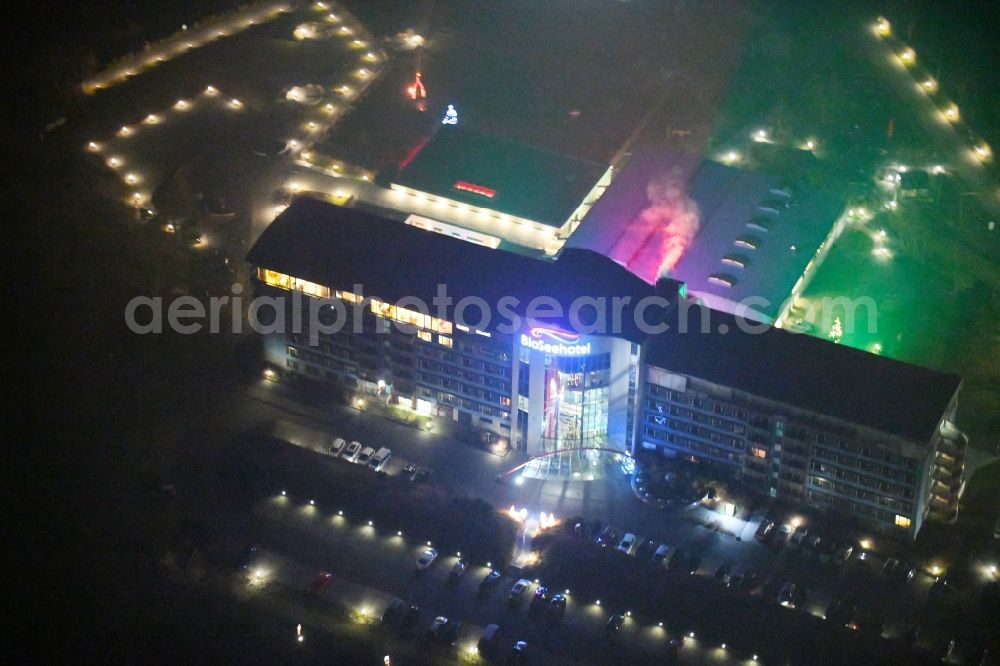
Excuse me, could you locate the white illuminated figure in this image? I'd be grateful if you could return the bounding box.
[442,104,458,125]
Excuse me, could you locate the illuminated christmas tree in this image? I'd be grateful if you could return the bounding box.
[442,104,458,125]
[828,316,843,343]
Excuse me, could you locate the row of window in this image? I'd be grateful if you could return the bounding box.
[806,488,911,527]
[642,426,745,465]
[813,446,917,484]
[415,371,510,406]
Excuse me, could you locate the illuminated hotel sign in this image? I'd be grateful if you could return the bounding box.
[520,326,591,355]
[453,180,496,198]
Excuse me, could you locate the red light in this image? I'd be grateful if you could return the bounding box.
[454,181,496,198]
[407,72,426,100]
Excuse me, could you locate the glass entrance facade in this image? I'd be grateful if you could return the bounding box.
[540,353,611,452]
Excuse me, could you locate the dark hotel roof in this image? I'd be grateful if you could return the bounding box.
[247,197,676,342]
[643,303,961,443]
[249,198,961,443]
[391,125,607,228]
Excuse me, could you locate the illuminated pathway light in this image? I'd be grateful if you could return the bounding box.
[943,103,960,123]
[921,77,938,93]
[875,16,891,37]
[899,47,915,65]
[174,99,189,110]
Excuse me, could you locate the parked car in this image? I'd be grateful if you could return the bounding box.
[509,578,532,602]
[617,533,637,555]
[400,604,421,629]
[789,527,809,548]
[882,557,900,575]
[479,568,502,591]
[509,640,529,664]
[547,593,567,622]
[595,526,618,547]
[778,582,797,607]
[530,586,550,613]
[448,559,468,585]
[834,543,854,565]
[477,624,501,657]
[804,534,822,552]
[368,447,391,471]
[428,616,460,644]
[770,523,793,547]
[605,612,625,635]
[755,520,775,541]
[342,440,362,462]
[652,543,671,564]
[356,446,376,466]
[416,547,438,570]
[714,562,732,582]
[328,437,346,456]
[381,597,405,625]
[636,538,657,559]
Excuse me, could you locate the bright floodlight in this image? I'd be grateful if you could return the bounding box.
[875,16,891,36]
[899,47,915,64]
[921,77,938,93]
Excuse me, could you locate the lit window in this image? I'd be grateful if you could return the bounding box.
[417,330,432,342]
[751,447,767,459]
[369,298,453,334]
[258,267,330,298]
[258,267,291,289]
[438,335,453,348]
[291,277,330,298]
[894,514,911,528]
[335,289,362,303]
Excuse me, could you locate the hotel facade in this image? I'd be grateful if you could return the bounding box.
[248,197,964,538]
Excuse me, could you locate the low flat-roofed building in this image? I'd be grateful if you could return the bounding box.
[389,125,613,254]
[568,148,847,322]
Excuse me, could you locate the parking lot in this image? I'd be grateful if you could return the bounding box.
[179,379,993,663]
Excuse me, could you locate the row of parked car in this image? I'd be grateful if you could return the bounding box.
[756,520,864,565]
[594,526,697,572]
[326,436,392,471]
[756,519,919,585]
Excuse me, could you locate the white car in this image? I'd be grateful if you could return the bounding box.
[416,547,439,570]
[617,532,637,555]
[356,446,375,466]
[778,582,797,607]
[328,438,346,457]
[509,578,531,600]
[342,441,362,462]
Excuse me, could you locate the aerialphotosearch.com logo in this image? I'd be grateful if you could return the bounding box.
[124,282,878,343]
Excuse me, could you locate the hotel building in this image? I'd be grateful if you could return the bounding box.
[247,196,964,538]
